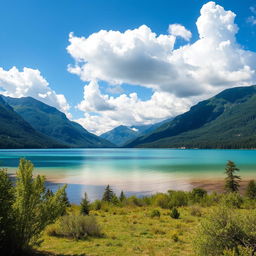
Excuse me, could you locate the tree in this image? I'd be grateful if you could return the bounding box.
[246,180,256,199]
[102,185,115,202]
[224,160,241,193]
[62,190,71,207]
[80,192,90,215]
[119,191,126,202]
[170,207,180,219]
[13,158,67,253]
[0,169,16,255]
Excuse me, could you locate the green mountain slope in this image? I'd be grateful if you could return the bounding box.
[4,96,114,148]
[100,125,139,146]
[0,96,64,148]
[125,86,256,149]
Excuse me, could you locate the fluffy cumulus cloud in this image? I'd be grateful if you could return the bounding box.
[76,80,191,134]
[0,66,71,117]
[67,1,256,134]
[168,24,192,41]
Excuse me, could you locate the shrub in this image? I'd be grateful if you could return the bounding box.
[168,191,188,208]
[221,192,243,208]
[191,188,207,203]
[246,180,256,199]
[171,233,179,242]
[170,207,180,219]
[190,205,202,217]
[152,193,170,209]
[92,200,102,210]
[52,214,102,240]
[126,196,145,207]
[150,209,161,218]
[194,207,256,255]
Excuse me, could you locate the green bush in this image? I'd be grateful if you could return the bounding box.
[152,193,170,209]
[221,192,243,208]
[150,209,161,218]
[195,207,256,255]
[168,191,188,208]
[191,188,207,203]
[190,205,202,217]
[246,180,256,199]
[52,214,102,240]
[170,207,180,219]
[92,200,102,210]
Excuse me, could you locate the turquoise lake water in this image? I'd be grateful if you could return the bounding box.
[0,148,256,203]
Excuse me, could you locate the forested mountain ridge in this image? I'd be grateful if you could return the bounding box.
[0,96,65,148]
[125,86,256,149]
[3,96,114,148]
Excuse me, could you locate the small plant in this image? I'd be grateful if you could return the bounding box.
[221,192,243,208]
[80,192,90,215]
[246,180,256,199]
[190,205,202,217]
[150,209,161,218]
[170,207,180,219]
[171,233,179,242]
[51,214,102,240]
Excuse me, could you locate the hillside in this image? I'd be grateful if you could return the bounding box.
[125,86,256,149]
[4,96,114,148]
[0,96,64,148]
[101,119,173,146]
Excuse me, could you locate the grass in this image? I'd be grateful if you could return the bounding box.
[38,205,200,256]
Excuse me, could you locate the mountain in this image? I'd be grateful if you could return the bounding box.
[3,96,114,148]
[100,119,173,146]
[125,86,256,149]
[0,96,64,148]
[100,125,139,146]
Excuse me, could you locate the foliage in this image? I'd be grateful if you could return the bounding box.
[80,192,90,215]
[191,188,207,203]
[189,205,202,217]
[221,192,243,208]
[150,209,161,218]
[0,159,67,255]
[246,180,256,199]
[50,214,102,240]
[119,191,126,202]
[170,207,180,219]
[168,190,188,208]
[195,206,256,256]
[102,185,116,202]
[224,161,241,193]
[0,169,16,255]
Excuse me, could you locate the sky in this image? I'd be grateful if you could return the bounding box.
[0,0,256,135]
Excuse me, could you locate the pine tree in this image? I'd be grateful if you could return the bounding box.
[80,192,90,215]
[102,185,115,202]
[224,160,241,193]
[119,191,126,202]
[62,190,71,207]
[246,180,256,199]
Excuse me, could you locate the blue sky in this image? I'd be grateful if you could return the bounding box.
[0,0,256,134]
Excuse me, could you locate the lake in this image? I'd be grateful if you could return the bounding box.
[0,148,256,203]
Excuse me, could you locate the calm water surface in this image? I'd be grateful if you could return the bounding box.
[0,148,256,203]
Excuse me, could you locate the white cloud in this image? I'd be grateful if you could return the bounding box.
[0,66,71,117]
[68,1,256,134]
[247,16,256,25]
[168,24,192,41]
[76,80,192,135]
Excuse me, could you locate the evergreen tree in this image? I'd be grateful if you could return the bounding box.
[102,185,115,202]
[246,180,256,199]
[119,191,126,202]
[62,190,71,207]
[224,160,241,193]
[80,192,90,215]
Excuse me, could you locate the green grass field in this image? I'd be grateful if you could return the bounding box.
[37,205,207,256]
